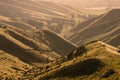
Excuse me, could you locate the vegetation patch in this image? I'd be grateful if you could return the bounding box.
[41,58,104,80]
[102,69,116,78]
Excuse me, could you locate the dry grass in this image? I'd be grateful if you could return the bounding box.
[69,9,120,48]
[19,41,120,80]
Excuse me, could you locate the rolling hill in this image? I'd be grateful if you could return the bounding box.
[0,0,119,79]
[0,50,33,79]
[0,27,55,66]
[0,0,92,34]
[0,24,77,79]
[18,41,120,80]
[0,0,105,37]
[35,29,77,55]
[68,9,120,48]
[0,25,77,64]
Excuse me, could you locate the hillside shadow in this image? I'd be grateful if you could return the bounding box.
[53,58,104,78]
[8,30,41,51]
[38,30,77,56]
[0,35,47,65]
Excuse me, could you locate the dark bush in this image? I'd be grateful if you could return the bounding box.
[102,69,115,78]
[67,45,87,60]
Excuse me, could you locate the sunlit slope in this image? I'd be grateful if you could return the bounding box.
[0,50,32,79]
[0,0,93,34]
[22,41,120,80]
[69,9,120,47]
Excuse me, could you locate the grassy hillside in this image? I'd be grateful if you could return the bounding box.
[6,26,77,55]
[0,25,77,79]
[0,27,62,66]
[0,1,119,79]
[20,41,120,80]
[0,0,92,34]
[33,29,78,55]
[0,25,77,63]
[69,9,120,47]
[0,0,105,36]
[0,50,33,79]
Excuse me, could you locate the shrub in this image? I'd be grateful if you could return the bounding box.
[67,45,87,60]
[102,69,115,78]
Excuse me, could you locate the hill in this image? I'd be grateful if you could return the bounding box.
[0,26,61,66]
[4,25,77,55]
[0,50,32,79]
[0,21,78,79]
[35,29,78,55]
[0,25,76,63]
[0,0,93,35]
[68,9,120,47]
[18,41,120,80]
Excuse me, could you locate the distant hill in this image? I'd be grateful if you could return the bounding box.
[68,9,120,48]
[0,0,92,34]
[0,0,106,37]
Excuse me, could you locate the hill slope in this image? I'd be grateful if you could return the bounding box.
[0,27,61,66]
[19,41,120,80]
[69,9,120,47]
[0,50,32,79]
[0,25,77,63]
[0,26,77,79]
[0,0,92,35]
[35,29,78,55]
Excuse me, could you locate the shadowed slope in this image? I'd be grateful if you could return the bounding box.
[35,30,78,55]
[0,35,48,65]
[45,58,104,78]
